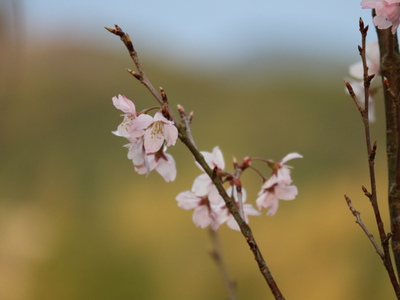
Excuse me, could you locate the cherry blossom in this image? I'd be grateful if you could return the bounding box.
[176,186,259,231]
[361,0,400,34]
[126,137,146,167]
[176,191,222,230]
[129,143,176,182]
[112,96,177,182]
[256,153,302,216]
[256,175,299,216]
[147,149,177,182]
[112,94,139,139]
[196,146,225,171]
[132,111,178,153]
[192,146,226,204]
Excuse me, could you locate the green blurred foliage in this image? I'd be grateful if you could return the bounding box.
[0,29,394,299]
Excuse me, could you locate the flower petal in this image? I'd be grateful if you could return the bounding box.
[280,153,303,165]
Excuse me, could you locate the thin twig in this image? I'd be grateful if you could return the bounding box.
[177,104,197,147]
[209,229,237,300]
[344,195,384,258]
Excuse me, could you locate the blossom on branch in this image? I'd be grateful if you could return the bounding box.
[176,186,259,231]
[176,146,227,230]
[192,146,226,204]
[112,95,177,182]
[176,191,223,230]
[112,94,139,139]
[131,144,177,182]
[361,0,400,34]
[132,111,178,153]
[256,153,302,216]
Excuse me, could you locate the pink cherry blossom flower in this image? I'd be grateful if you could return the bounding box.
[361,0,400,34]
[275,153,303,183]
[192,146,226,204]
[130,143,176,182]
[176,186,259,231]
[112,96,177,181]
[256,153,302,216]
[112,94,139,139]
[196,146,226,171]
[112,94,137,114]
[126,137,146,167]
[176,191,222,230]
[132,111,178,153]
[191,174,223,205]
[147,150,177,182]
[256,175,298,216]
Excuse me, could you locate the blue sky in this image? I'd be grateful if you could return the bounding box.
[7,0,376,66]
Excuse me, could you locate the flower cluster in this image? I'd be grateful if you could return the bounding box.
[112,94,178,182]
[361,0,400,34]
[176,147,302,231]
[346,41,380,122]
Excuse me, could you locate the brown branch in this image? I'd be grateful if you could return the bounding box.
[351,19,388,247]
[105,25,173,111]
[373,10,400,282]
[345,18,400,298]
[106,25,285,299]
[344,195,384,258]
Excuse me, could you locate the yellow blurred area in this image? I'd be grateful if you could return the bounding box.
[0,18,395,300]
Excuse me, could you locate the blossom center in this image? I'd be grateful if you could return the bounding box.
[150,121,164,139]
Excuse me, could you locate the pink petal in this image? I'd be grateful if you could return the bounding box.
[163,124,178,147]
[144,128,164,153]
[193,206,212,228]
[154,153,177,182]
[112,95,136,115]
[280,153,303,165]
[192,174,212,196]
[176,191,200,209]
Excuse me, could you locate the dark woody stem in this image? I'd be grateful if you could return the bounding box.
[373,10,400,289]
[106,24,285,300]
[345,18,400,298]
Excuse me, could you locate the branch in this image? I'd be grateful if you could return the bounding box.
[345,18,400,298]
[106,25,286,299]
[374,10,400,281]
[344,195,384,258]
[208,229,237,300]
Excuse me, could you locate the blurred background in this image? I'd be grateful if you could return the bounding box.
[0,0,394,299]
